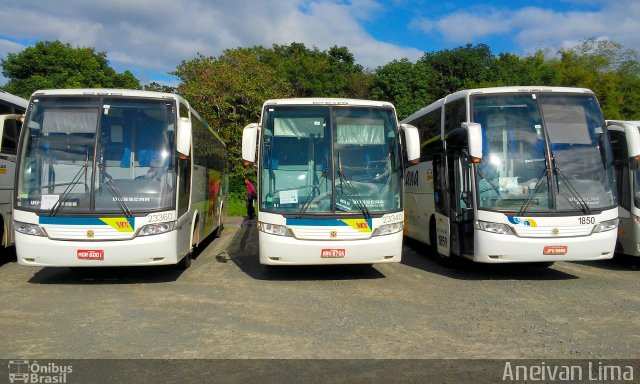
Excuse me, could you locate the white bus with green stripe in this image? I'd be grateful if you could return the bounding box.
[13,89,227,269]
[242,98,419,265]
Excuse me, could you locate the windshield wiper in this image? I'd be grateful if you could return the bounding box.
[103,172,133,218]
[554,165,592,215]
[48,162,89,216]
[518,167,549,217]
[336,151,370,218]
[297,166,328,219]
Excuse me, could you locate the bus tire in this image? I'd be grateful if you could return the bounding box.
[176,252,192,270]
[530,261,555,268]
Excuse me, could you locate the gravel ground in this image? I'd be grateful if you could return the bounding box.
[0,218,638,360]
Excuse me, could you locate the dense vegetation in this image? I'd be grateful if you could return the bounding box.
[3,38,640,195]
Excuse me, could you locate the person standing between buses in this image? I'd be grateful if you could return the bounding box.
[245,178,256,219]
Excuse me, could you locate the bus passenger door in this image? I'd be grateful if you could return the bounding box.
[452,151,475,257]
[609,129,633,255]
[432,153,450,257]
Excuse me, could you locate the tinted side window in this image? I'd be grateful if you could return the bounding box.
[444,98,466,137]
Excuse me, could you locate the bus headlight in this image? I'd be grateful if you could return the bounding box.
[593,218,619,233]
[14,221,46,237]
[372,222,403,236]
[475,220,513,235]
[258,222,292,237]
[138,222,175,236]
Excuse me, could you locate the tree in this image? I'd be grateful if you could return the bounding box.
[144,82,177,93]
[1,40,140,98]
[419,43,494,98]
[370,59,436,120]
[549,38,640,119]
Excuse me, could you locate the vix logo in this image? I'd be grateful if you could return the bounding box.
[507,216,537,227]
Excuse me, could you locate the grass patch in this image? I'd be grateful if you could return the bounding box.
[226,192,248,217]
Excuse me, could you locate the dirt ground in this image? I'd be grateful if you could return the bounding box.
[0,218,638,360]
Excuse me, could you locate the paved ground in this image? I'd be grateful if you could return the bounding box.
[0,217,638,359]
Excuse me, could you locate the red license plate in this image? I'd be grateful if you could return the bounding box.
[543,246,567,255]
[77,250,104,260]
[321,249,346,258]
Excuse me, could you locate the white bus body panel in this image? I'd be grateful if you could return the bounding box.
[257,212,403,265]
[473,209,618,263]
[403,161,434,245]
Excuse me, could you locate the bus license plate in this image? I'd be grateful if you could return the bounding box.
[543,246,567,255]
[321,249,346,258]
[77,250,105,260]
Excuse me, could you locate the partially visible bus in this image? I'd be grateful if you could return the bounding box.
[606,120,640,257]
[242,98,419,265]
[0,90,28,249]
[13,89,227,269]
[402,86,618,265]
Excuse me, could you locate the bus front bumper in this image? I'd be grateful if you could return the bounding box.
[473,229,616,263]
[15,231,180,267]
[258,231,403,265]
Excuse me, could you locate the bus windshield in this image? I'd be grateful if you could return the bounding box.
[16,96,177,214]
[260,105,402,215]
[473,93,616,213]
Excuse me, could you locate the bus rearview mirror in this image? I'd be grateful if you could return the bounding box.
[176,117,191,156]
[242,123,259,164]
[400,123,420,163]
[462,122,482,161]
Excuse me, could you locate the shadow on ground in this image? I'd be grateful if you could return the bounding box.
[0,246,17,267]
[402,237,580,281]
[570,254,640,271]
[227,218,386,281]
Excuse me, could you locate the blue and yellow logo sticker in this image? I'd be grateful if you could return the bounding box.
[286,218,373,232]
[507,216,537,227]
[39,217,135,232]
[341,219,372,232]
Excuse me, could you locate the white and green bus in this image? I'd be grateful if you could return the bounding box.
[402,86,618,265]
[242,98,419,265]
[13,89,227,269]
[0,90,28,249]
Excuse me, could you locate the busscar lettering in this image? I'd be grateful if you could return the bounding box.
[113,197,150,202]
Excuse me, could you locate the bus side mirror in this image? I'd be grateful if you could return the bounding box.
[242,123,259,165]
[400,123,420,164]
[0,114,22,152]
[463,122,482,162]
[176,117,191,156]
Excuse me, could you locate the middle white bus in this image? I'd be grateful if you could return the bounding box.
[242,98,419,265]
[402,86,618,265]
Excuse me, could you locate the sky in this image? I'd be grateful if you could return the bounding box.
[1,0,639,86]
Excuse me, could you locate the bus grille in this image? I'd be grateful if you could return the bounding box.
[512,225,593,238]
[43,226,135,241]
[290,226,372,241]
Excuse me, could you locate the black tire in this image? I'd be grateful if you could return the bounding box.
[176,252,192,270]
[530,261,555,268]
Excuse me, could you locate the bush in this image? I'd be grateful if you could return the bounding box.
[227,192,248,217]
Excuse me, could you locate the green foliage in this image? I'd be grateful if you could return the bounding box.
[4,37,640,187]
[1,40,140,98]
[370,59,435,120]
